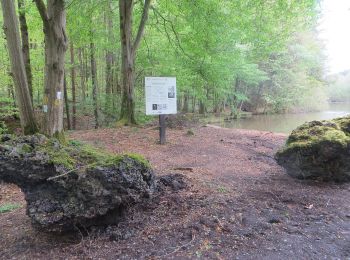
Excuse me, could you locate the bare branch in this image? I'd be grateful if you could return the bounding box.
[133,0,151,53]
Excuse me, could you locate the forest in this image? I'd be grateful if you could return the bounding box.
[0,0,328,135]
[1,1,349,259]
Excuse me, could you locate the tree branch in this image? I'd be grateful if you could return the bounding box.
[151,6,194,61]
[132,0,151,53]
[33,0,49,28]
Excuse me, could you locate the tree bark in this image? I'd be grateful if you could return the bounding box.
[119,0,151,125]
[78,47,86,103]
[34,0,68,138]
[90,29,99,129]
[182,93,189,113]
[105,1,115,115]
[70,42,76,129]
[192,97,196,113]
[18,0,33,103]
[1,0,38,134]
[63,74,71,130]
[199,101,206,114]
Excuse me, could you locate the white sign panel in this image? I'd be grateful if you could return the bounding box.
[145,77,177,115]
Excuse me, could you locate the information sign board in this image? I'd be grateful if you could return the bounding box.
[145,77,177,115]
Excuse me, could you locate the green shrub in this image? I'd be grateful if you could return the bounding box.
[0,97,18,119]
[0,121,7,134]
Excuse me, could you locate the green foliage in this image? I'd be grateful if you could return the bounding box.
[0,203,21,214]
[253,32,327,113]
[0,121,8,135]
[0,0,326,129]
[0,97,18,119]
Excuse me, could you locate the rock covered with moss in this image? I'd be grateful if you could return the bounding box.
[275,116,350,182]
[0,134,155,232]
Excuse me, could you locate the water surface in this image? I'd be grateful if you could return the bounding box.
[218,103,350,134]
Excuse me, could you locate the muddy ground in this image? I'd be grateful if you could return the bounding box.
[0,125,349,259]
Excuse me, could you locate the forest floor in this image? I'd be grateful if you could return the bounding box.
[0,125,349,259]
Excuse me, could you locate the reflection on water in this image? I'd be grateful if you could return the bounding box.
[219,103,350,134]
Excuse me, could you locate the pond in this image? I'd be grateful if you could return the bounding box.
[217,103,350,134]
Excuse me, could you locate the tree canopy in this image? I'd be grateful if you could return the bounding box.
[0,0,327,132]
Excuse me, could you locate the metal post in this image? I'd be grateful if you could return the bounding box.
[159,114,166,145]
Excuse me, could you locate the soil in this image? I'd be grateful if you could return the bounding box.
[0,125,349,259]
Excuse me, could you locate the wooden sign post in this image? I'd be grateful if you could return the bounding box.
[145,77,177,145]
[159,114,166,145]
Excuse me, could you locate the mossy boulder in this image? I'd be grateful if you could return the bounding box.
[0,134,155,232]
[275,116,350,182]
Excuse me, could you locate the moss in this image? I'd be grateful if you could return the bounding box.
[322,130,349,146]
[46,147,76,170]
[333,116,350,135]
[35,139,76,170]
[68,140,83,147]
[5,133,151,172]
[60,142,151,170]
[21,143,33,153]
[78,144,114,165]
[284,117,350,150]
[53,131,66,144]
[122,153,151,168]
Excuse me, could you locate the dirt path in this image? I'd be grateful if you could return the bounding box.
[1,126,349,259]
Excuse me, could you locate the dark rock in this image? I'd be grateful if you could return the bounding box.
[158,173,187,191]
[268,216,281,224]
[0,134,155,233]
[276,116,350,182]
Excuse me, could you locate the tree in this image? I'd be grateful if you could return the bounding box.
[18,0,33,103]
[105,0,116,117]
[0,0,325,130]
[70,41,77,129]
[1,0,38,134]
[118,0,151,125]
[34,0,67,138]
[90,25,99,129]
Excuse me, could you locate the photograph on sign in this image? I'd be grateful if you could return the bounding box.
[145,77,177,115]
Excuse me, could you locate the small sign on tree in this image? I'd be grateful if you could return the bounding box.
[145,77,177,144]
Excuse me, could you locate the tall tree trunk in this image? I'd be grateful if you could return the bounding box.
[118,0,151,125]
[70,42,77,129]
[192,97,196,113]
[119,0,136,124]
[34,0,68,138]
[18,0,33,103]
[1,0,38,134]
[199,101,206,114]
[84,47,90,99]
[213,93,220,113]
[105,0,115,115]
[113,51,121,112]
[78,47,86,102]
[63,74,71,130]
[90,30,99,129]
[182,93,189,113]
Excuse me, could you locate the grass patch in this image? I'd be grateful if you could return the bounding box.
[0,203,21,214]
